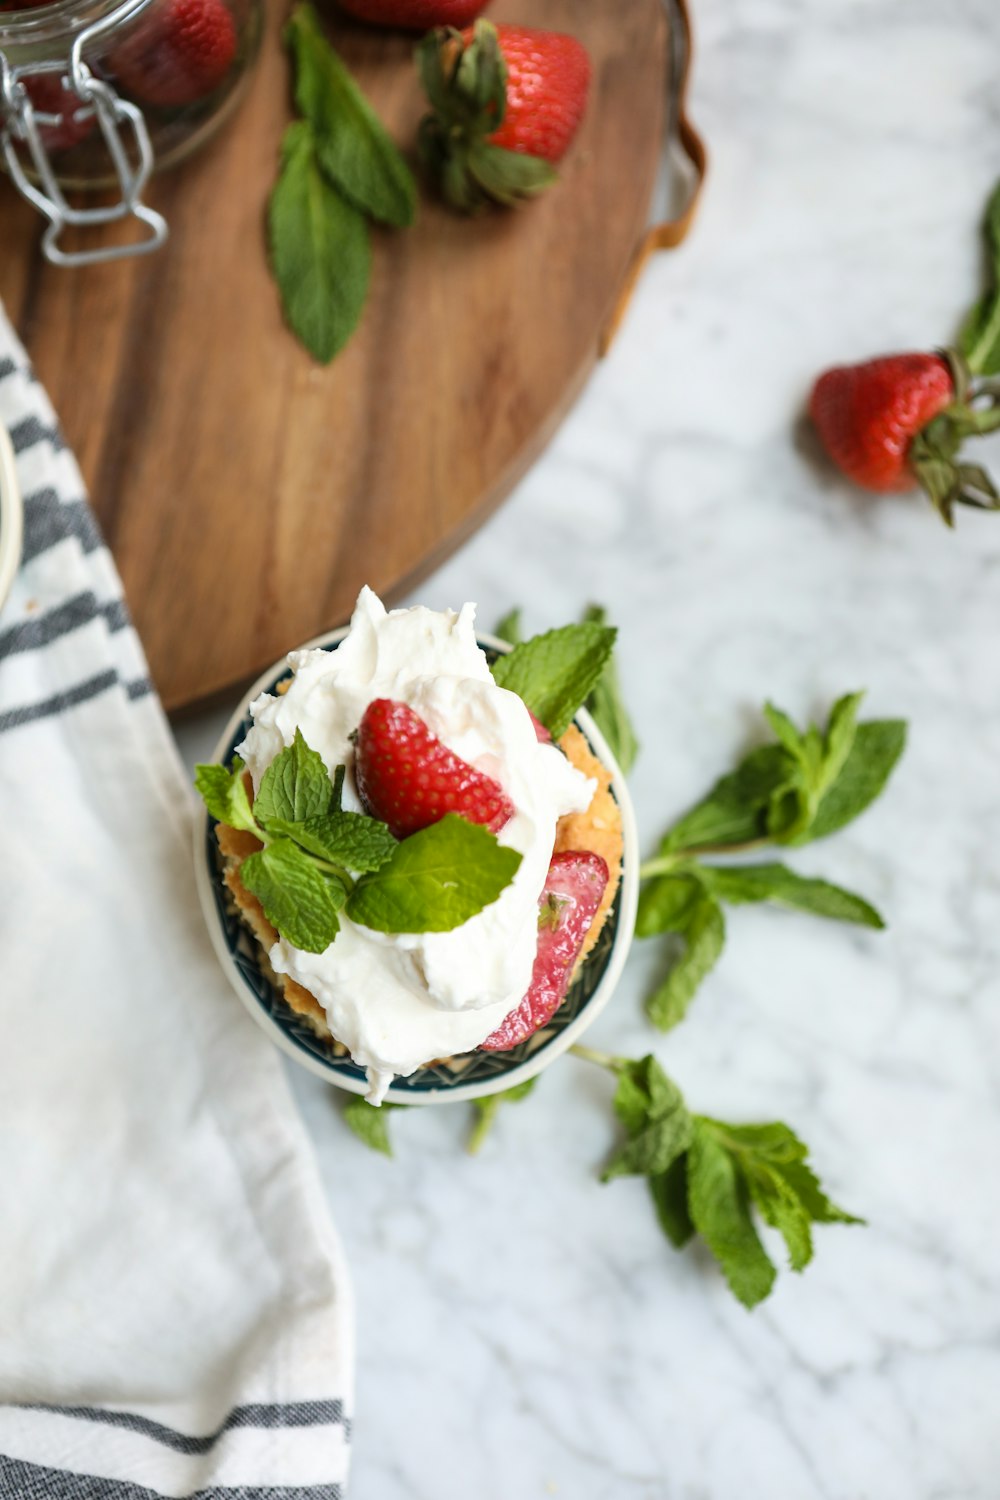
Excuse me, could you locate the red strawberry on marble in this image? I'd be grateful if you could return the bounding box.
[480,850,609,1051]
[109,0,236,109]
[355,697,514,840]
[416,20,591,211]
[809,350,1000,524]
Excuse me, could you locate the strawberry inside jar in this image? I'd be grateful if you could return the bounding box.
[0,0,261,212]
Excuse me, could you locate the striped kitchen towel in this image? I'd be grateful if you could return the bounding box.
[0,308,354,1498]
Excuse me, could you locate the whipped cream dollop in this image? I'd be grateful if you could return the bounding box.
[238,587,595,1102]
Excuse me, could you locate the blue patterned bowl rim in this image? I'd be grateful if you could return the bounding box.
[193,627,639,1104]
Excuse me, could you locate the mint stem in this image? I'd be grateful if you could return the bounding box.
[966,297,1000,376]
[569,1043,627,1073]
[640,835,773,880]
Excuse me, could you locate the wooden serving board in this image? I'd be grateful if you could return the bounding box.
[0,0,668,710]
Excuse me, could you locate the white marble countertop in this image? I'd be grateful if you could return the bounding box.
[176,2,1000,1494]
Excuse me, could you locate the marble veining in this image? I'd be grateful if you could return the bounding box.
[176,0,1000,1493]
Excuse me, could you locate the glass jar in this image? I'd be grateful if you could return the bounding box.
[0,0,263,264]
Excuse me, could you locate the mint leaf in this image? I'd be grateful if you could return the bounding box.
[958,179,1000,375]
[822,692,864,791]
[254,728,334,826]
[241,837,341,953]
[649,1154,695,1248]
[695,862,884,929]
[703,1122,861,1223]
[697,1120,861,1275]
[645,893,725,1031]
[195,760,258,835]
[269,121,371,364]
[636,872,703,937]
[491,622,617,740]
[661,743,797,854]
[468,1075,537,1154]
[493,607,523,646]
[343,1096,397,1156]
[602,1055,691,1180]
[801,720,907,843]
[686,1120,777,1309]
[286,3,416,228]
[346,814,521,933]
[743,1160,814,1272]
[582,605,639,774]
[269,810,398,873]
[602,1105,692,1182]
[610,1054,686,1134]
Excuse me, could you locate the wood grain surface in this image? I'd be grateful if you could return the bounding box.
[0,0,668,710]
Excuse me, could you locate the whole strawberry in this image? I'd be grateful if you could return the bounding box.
[480,850,609,1051]
[18,74,96,153]
[810,350,1000,524]
[337,0,489,27]
[110,0,237,109]
[417,19,591,212]
[355,697,514,839]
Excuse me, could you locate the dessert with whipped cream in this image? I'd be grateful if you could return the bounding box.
[206,587,623,1101]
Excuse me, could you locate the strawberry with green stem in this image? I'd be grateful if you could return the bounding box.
[416,19,591,212]
[810,179,1000,525]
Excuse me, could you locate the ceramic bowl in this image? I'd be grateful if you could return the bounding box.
[0,425,22,614]
[194,628,639,1104]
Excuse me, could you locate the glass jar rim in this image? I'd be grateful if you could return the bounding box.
[0,0,155,50]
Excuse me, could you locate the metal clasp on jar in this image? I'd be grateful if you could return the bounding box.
[0,0,168,268]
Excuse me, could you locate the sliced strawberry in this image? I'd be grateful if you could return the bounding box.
[109,0,237,109]
[480,850,608,1051]
[355,697,515,839]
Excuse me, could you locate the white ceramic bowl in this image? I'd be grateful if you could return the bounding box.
[0,425,22,614]
[195,628,639,1105]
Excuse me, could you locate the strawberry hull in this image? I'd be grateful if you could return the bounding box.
[480,850,609,1051]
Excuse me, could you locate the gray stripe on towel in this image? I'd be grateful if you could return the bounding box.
[8,415,64,455]
[9,1400,348,1456]
[0,1453,342,1500]
[0,669,119,734]
[0,592,128,662]
[22,490,102,563]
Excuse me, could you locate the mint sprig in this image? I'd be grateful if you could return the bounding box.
[270,3,417,363]
[196,730,521,953]
[490,621,616,740]
[638,694,906,1029]
[574,1047,861,1309]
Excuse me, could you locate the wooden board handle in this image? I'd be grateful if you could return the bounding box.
[600,0,708,355]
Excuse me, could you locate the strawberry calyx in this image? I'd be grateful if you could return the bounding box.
[416,19,556,213]
[910,348,1000,525]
